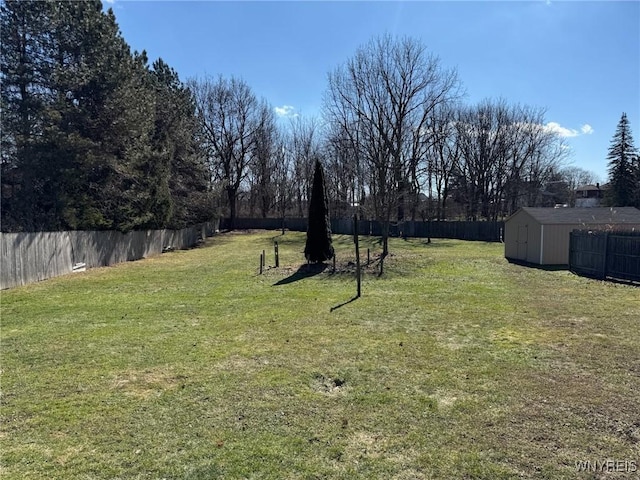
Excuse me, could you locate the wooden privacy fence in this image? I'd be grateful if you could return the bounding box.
[569,230,640,283]
[222,217,504,242]
[0,221,219,290]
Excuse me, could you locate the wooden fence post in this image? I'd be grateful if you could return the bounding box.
[568,231,575,273]
[601,231,609,280]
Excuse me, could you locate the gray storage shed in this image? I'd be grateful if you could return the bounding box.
[504,207,640,265]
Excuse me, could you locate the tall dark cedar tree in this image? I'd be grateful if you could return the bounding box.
[304,161,334,263]
[606,113,639,207]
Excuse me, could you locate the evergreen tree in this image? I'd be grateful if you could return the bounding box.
[1,0,54,230]
[304,160,334,263]
[0,1,207,232]
[606,113,639,207]
[633,153,640,208]
[149,58,212,229]
[1,0,142,230]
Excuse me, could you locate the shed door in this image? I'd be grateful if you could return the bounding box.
[517,225,528,260]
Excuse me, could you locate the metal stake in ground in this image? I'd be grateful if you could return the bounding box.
[354,213,361,298]
[275,242,279,268]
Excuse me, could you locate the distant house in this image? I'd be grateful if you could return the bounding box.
[575,184,604,207]
[504,207,640,265]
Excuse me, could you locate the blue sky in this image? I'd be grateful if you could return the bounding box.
[107,1,639,182]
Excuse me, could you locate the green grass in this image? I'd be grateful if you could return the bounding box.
[2,231,639,479]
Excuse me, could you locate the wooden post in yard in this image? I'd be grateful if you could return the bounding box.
[259,253,263,274]
[601,231,610,280]
[354,213,361,298]
[275,242,279,268]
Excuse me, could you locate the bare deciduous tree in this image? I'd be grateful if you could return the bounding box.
[453,100,568,220]
[273,136,293,232]
[190,75,263,228]
[323,34,461,266]
[324,123,365,218]
[249,102,278,217]
[559,166,600,206]
[423,103,462,220]
[288,116,322,217]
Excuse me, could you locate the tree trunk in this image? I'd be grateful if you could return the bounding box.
[227,186,237,229]
[380,219,389,275]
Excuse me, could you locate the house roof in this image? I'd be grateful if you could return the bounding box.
[575,184,601,191]
[512,207,640,225]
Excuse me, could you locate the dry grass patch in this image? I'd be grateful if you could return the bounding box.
[110,368,188,399]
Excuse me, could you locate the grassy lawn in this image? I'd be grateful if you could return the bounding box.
[2,230,639,479]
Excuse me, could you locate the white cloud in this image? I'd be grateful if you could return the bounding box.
[104,0,115,4]
[274,105,298,118]
[580,124,594,135]
[544,122,579,138]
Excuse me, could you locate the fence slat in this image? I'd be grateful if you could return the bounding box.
[1,220,219,290]
[223,217,503,242]
[569,230,640,283]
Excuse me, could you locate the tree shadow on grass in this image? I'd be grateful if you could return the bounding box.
[273,263,328,286]
[330,296,359,312]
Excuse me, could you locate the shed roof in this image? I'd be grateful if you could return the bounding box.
[512,207,640,225]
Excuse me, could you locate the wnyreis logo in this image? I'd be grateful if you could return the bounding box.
[575,460,637,473]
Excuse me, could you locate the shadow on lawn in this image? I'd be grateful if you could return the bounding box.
[330,296,359,312]
[506,258,567,272]
[273,263,328,286]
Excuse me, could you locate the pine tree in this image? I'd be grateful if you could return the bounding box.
[1,0,54,230]
[304,160,334,263]
[606,113,639,207]
[0,1,171,232]
[635,154,640,208]
[149,58,212,229]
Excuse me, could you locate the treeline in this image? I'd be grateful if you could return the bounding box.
[3,2,619,236]
[1,1,212,232]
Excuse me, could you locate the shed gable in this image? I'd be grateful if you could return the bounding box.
[520,207,640,225]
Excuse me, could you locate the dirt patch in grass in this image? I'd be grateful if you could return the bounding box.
[311,373,347,395]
